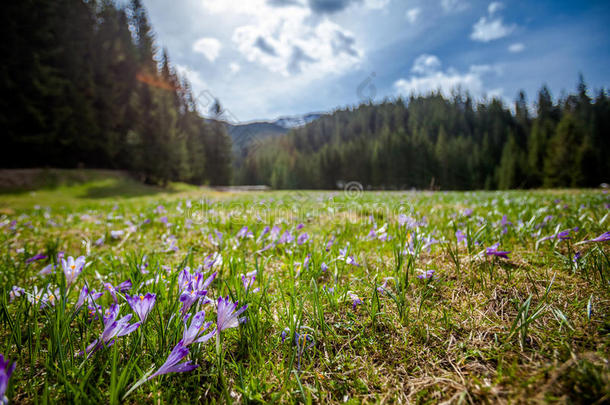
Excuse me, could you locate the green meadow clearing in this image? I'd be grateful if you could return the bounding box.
[0,172,609,403]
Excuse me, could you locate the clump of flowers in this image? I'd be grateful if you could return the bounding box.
[178,269,215,315]
[27,286,59,309]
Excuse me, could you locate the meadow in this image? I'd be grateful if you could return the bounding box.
[0,176,609,403]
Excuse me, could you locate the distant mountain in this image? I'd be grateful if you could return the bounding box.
[224,121,287,153]
[220,112,326,155]
[272,113,325,129]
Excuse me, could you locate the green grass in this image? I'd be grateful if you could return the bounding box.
[0,181,609,403]
[0,169,202,210]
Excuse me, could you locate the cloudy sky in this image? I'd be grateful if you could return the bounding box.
[141,0,610,121]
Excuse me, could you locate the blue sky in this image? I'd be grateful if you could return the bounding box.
[141,0,610,121]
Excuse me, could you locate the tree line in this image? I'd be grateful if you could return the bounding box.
[1,0,232,185]
[237,79,609,190]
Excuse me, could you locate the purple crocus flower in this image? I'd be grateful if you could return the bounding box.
[29,286,59,309]
[38,263,55,276]
[61,256,86,287]
[86,303,103,321]
[140,256,149,275]
[296,223,305,230]
[178,269,215,315]
[44,288,60,307]
[148,341,198,380]
[164,235,178,252]
[376,224,388,242]
[348,292,363,309]
[208,230,223,247]
[297,232,309,245]
[486,243,511,259]
[84,304,140,356]
[377,278,392,293]
[241,271,259,293]
[75,284,103,311]
[269,225,281,242]
[94,236,105,247]
[278,231,294,244]
[110,230,124,240]
[0,354,16,404]
[104,279,132,303]
[178,268,193,291]
[540,228,576,242]
[322,285,334,294]
[455,230,467,245]
[346,256,360,266]
[303,255,311,270]
[179,288,208,316]
[237,226,253,239]
[325,236,335,252]
[26,253,47,264]
[417,269,435,280]
[572,251,581,263]
[216,296,248,332]
[203,253,222,270]
[579,231,610,244]
[126,293,157,322]
[181,311,215,346]
[256,243,274,254]
[422,236,440,252]
[321,263,328,272]
[281,327,289,343]
[398,214,408,227]
[191,271,217,292]
[258,226,270,240]
[9,286,24,303]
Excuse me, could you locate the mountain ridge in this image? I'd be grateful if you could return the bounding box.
[211,112,327,154]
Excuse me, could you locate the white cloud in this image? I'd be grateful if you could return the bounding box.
[471,3,515,42]
[441,0,468,13]
[488,1,503,15]
[471,16,515,42]
[394,54,501,98]
[200,0,267,15]
[411,54,441,74]
[508,42,525,53]
[192,37,222,62]
[232,7,362,77]
[405,7,421,24]
[365,0,391,10]
[229,62,241,74]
